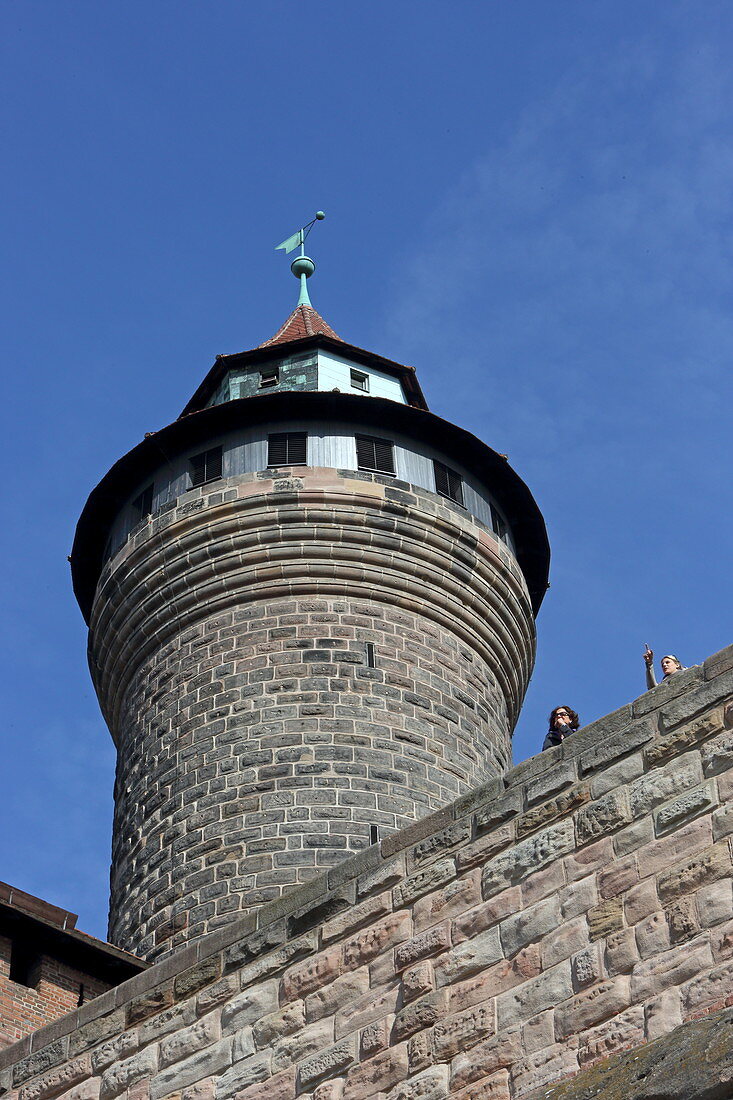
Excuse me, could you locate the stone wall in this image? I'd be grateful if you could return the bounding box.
[91,470,535,959]
[2,644,731,1100]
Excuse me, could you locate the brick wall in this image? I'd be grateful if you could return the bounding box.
[1,644,731,1098]
[90,470,535,960]
[0,937,110,1050]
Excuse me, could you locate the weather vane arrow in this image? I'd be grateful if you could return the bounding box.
[275,211,325,306]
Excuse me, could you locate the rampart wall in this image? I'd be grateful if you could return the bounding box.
[2,644,732,1100]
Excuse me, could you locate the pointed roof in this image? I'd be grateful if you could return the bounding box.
[260,304,343,347]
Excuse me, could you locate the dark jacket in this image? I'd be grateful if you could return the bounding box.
[542,726,574,752]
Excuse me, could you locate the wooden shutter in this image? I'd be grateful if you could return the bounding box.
[268,432,307,466]
[434,461,464,505]
[356,434,394,474]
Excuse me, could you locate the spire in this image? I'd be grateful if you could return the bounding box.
[263,211,343,346]
[259,303,343,348]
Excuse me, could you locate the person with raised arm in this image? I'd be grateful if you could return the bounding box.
[643,645,685,689]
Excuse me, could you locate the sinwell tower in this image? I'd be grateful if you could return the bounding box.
[71,215,550,962]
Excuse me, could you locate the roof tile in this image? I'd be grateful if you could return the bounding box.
[260,304,343,347]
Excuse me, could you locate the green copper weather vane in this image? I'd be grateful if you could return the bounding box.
[275,211,325,307]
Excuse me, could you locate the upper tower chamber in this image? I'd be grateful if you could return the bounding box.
[71,244,549,962]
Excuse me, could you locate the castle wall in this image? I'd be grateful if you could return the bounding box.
[90,471,534,959]
[1,644,731,1098]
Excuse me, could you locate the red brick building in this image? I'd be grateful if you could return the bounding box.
[0,882,145,1048]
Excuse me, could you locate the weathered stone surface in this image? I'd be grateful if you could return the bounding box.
[529,1004,733,1100]
[342,910,411,970]
[496,963,573,1029]
[393,993,447,1042]
[434,927,503,987]
[516,787,590,839]
[482,821,575,897]
[126,989,175,1028]
[281,947,342,1002]
[68,1013,126,1059]
[14,1046,68,1089]
[432,1003,495,1060]
[575,790,631,845]
[587,898,623,941]
[19,1058,91,1100]
[555,978,631,1039]
[654,782,715,835]
[174,959,221,1001]
[499,897,560,959]
[221,982,279,1034]
[657,842,731,903]
[213,1051,270,1100]
[298,1039,355,1089]
[342,1044,409,1099]
[140,1001,197,1046]
[395,925,450,971]
[252,1002,305,1049]
[90,1031,139,1074]
[449,1033,522,1091]
[631,940,713,1002]
[159,1016,220,1070]
[270,1020,334,1073]
[385,1064,449,1100]
[305,969,370,1023]
[393,862,455,910]
[101,1047,158,1100]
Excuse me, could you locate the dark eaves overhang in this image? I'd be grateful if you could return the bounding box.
[180,334,429,414]
[0,900,147,984]
[72,391,550,622]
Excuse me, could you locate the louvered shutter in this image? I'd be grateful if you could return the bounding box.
[206,447,222,481]
[356,435,394,474]
[268,432,307,466]
[287,432,307,464]
[191,451,208,487]
[433,460,464,505]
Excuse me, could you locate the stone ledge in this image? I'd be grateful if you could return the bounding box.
[1,642,730,1072]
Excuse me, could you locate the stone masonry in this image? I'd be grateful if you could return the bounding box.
[91,470,535,961]
[2,643,732,1099]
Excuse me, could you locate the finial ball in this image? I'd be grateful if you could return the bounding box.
[316,211,325,220]
[291,255,316,279]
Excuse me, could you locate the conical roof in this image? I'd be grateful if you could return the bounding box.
[259,304,343,347]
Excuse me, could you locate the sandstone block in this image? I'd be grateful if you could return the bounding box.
[623,878,659,925]
[19,1058,92,1100]
[578,718,652,775]
[612,816,654,858]
[150,1039,232,1100]
[683,959,733,1016]
[306,969,370,1023]
[516,786,590,840]
[644,988,683,1042]
[628,757,702,819]
[392,992,447,1043]
[575,790,631,846]
[454,826,514,873]
[270,1020,334,1073]
[631,939,713,1001]
[395,925,450,972]
[645,708,724,765]
[356,856,405,900]
[587,898,623,941]
[334,986,399,1040]
[555,977,631,1039]
[604,928,638,975]
[576,1006,644,1068]
[91,1031,140,1074]
[499,896,560,959]
[520,860,567,908]
[452,887,521,945]
[280,946,342,1002]
[448,945,541,1014]
[160,1015,221,1070]
[562,836,613,884]
[509,1044,579,1097]
[252,1002,305,1048]
[525,762,576,806]
[410,821,472,869]
[654,781,715,835]
[413,871,481,935]
[101,1047,158,1100]
[220,982,279,1034]
[174,959,221,1001]
[342,1044,409,1099]
[598,856,638,900]
[140,1002,197,1047]
[232,1069,295,1100]
[589,753,644,799]
[473,791,521,835]
[406,1030,433,1075]
[393,861,455,910]
[213,1052,270,1100]
[712,803,733,841]
[481,821,574,899]
[57,1081,100,1100]
[496,962,573,1029]
[697,878,733,927]
[15,1044,69,1089]
[657,841,731,903]
[320,893,392,945]
[449,1033,522,1091]
[361,1017,393,1058]
[666,896,700,944]
[342,911,411,971]
[432,1003,495,1060]
[434,927,503,987]
[127,989,175,1028]
[453,1071,510,1100]
[68,1013,127,1059]
[385,1064,449,1100]
[521,1011,555,1054]
[635,910,670,958]
[558,876,597,921]
[401,962,435,1003]
[571,945,602,990]
[298,1039,355,1090]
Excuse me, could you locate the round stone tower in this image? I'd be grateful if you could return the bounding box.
[71,249,549,962]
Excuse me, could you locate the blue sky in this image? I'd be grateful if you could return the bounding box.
[1,1,731,940]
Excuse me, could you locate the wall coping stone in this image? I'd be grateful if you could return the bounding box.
[1,642,730,1074]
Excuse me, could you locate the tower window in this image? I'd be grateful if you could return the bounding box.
[491,503,510,545]
[365,642,376,668]
[433,460,464,505]
[355,434,395,475]
[260,366,279,388]
[268,432,307,466]
[350,369,369,392]
[132,485,154,520]
[190,446,223,487]
[9,941,37,988]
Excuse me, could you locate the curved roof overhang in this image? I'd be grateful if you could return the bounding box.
[71,391,550,623]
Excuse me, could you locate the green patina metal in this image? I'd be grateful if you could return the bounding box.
[275,212,325,309]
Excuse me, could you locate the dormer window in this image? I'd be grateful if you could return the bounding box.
[191,447,223,487]
[356,434,395,475]
[268,432,307,466]
[491,503,510,545]
[350,369,369,392]
[132,485,154,519]
[433,460,464,505]
[260,366,279,388]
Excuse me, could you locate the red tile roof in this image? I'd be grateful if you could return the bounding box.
[260,305,343,347]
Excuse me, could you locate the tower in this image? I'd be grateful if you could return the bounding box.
[71,226,549,962]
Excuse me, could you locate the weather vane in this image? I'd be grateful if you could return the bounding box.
[275,211,325,307]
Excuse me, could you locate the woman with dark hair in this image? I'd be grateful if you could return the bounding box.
[542,705,580,751]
